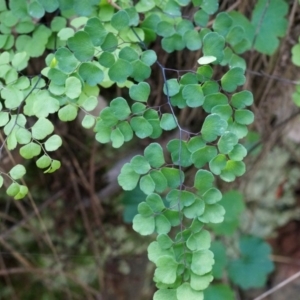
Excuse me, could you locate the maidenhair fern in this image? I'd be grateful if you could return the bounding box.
[0,0,287,298]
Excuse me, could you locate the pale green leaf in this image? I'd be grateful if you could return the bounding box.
[44,134,62,151]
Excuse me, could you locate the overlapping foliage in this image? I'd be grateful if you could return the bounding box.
[0,0,291,298]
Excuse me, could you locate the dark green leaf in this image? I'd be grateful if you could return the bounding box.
[228,236,274,289]
[108,59,133,83]
[78,62,104,86]
[130,116,153,138]
[144,143,165,168]
[67,31,94,61]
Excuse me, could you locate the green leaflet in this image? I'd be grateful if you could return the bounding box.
[251,0,288,55]
[210,190,245,235]
[228,236,274,289]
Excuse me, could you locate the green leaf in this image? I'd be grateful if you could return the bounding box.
[129,82,150,102]
[213,12,233,36]
[146,193,165,213]
[221,67,246,92]
[201,0,219,14]
[119,46,139,62]
[210,190,245,235]
[138,202,153,217]
[130,116,153,138]
[228,144,247,161]
[99,107,118,127]
[0,176,3,188]
[292,43,300,67]
[187,136,206,153]
[44,159,61,173]
[110,127,124,148]
[177,282,204,300]
[81,96,98,111]
[101,32,118,52]
[144,143,165,168]
[7,182,20,197]
[186,230,211,251]
[1,86,24,109]
[211,241,227,279]
[227,119,248,139]
[44,135,62,151]
[251,0,288,55]
[190,273,213,291]
[98,52,115,68]
[154,256,178,284]
[220,160,246,182]
[36,155,51,169]
[118,163,140,190]
[51,16,66,32]
[163,79,180,97]
[58,104,78,121]
[203,188,222,204]
[160,113,177,131]
[84,17,107,46]
[20,142,41,159]
[183,198,205,218]
[203,93,228,113]
[194,170,214,193]
[15,128,31,145]
[157,234,173,250]
[78,62,104,86]
[182,84,204,107]
[203,32,225,62]
[226,26,244,46]
[201,114,227,142]
[150,170,168,193]
[231,90,253,108]
[140,174,155,195]
[57,28,75,41]
[9,164,26,180]
[167,190,195,207]
[130,59,151,82]
[191,250,214,276]
[157,21,175,37]
[167,139,192,167]
[141,50,157,66]
[194,10,209,27]
[65,77,82,99]
[155,214,171,234]
[161,167,184,189]
[131,155,151,175]
[12,52,29,71]
[132,214,155,236]
[28,1,45,18]
[111,10,130,31]
[204,284,235,300]
[108,59,133,83]
[67,31,94,61]
[55,47,78,73]
[154,289,177,300]
[135,0,155,12]
[199,204,225,223]
[235,109,254,125]
[117,121,133,141]
[211,104,232,121]
[148,241,174,264]
[95,122,111,143]
[110,97,131,120]
[0,112,9,127]
[228,236,274,289]
[191,146,217,168]
[218,132,238,154]
[31,118,54,140]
